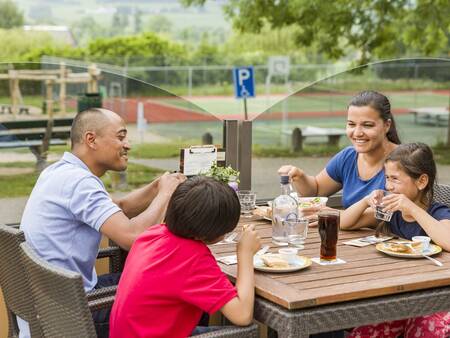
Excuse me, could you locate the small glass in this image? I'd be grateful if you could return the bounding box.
[318,209,340,261]
[373,190,393,222]
[283,217,308,247]
[238,190,256,218]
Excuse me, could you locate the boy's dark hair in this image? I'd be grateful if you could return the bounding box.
[376,142,437,236]
[349,90,401,145]
[165,176,241,242]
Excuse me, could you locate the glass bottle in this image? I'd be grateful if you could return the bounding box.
[272,175,298,245]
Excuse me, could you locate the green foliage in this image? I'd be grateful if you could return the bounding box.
[0,29,61,62]
[147,15,173,34]
[0,0,24,29]
[86,32,187,65]
[183,0,450,64]
[432,143,450,165]
[201,161,240,184]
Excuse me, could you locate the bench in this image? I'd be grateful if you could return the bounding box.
[0,118,73,170]
[410,107,449,127]
[0,104,30,115]
[285,126,346,151]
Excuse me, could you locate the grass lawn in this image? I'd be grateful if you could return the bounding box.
[0,162,164,198]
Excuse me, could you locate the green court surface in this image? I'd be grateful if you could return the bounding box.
[160,90,449,120]
[147,113,448,148]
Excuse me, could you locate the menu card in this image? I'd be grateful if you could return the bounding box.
[179,145,217,176]
[343,235,393,247]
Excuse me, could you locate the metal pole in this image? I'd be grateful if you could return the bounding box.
[243,97,248,120]
[238,120,252,190]
[223,120,239,170]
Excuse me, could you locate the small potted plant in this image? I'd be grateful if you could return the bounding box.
[201,162,240,191]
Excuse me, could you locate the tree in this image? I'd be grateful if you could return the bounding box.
[0,0,24,29]
[147,15,173,34]
[181,0,450,64]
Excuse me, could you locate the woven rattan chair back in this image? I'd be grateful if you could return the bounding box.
[434,183,450,207]
[0,224,42,337]
[20,242,97,338]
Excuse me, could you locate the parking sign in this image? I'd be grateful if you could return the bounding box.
[233,66,255,99]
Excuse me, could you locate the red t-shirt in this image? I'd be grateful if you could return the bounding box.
[109,224,237,338]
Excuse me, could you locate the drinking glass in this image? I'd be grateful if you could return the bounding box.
[283,217,308,247]
[373,190,393,222]
[318,209,339,261]
[238,190,256,218]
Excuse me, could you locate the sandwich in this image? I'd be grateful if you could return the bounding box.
[261,255,289,268]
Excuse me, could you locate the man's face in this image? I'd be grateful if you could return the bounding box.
[95,113,130,172]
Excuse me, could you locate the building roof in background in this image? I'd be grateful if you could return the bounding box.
[23,25,76,46]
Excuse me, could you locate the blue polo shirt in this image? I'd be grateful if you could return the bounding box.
[326,146,386,208]
[20,152,121,291]
[387,202,450,239]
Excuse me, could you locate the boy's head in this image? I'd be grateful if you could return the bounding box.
[165,176,241,242]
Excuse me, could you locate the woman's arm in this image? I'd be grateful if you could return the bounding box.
[278,166,342,197]
[340,195,378,230]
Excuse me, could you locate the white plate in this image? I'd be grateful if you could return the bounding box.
[254,254,312,273]
[376,243,442,258]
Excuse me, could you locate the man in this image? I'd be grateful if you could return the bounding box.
[19,108,185,337]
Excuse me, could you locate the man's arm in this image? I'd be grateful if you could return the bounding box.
[112,176,160,218]
[102,173,185,250]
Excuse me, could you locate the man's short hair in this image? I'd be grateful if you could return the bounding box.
[165,176,241,242]
[70,108,109,147]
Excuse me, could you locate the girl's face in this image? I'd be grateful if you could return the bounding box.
[346,105,391,153]
[384,161,426,202]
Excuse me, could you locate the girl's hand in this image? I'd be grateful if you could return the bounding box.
[381,193,417,218]
[238,225,261,255]
[278,165,304,182]
[366,190,383,209]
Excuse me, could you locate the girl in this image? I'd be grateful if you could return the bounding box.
[109,176,261,338]
[279,90,400,209]
[341,142,450,338]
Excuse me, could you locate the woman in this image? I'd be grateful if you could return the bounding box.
[279,90,400,209]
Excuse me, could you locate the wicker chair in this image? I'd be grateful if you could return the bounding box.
[20,242,258,338]
[0,224,43,338]
[434,183,450,207]
[20,242,114,338]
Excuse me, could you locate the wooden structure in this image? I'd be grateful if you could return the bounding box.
[210,216,450,337]
[0,63,101,118]
[0,118,73,171]
[410,107,450,127]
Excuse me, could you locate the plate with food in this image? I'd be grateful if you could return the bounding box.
[296,196,328,208]
[254,253,312,273]
[376,241,442,258]
[253,205,272,221]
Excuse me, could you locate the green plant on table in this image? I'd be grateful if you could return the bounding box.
[201,161,240,184]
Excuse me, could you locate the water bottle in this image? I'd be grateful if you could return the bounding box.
[272,175,298,245]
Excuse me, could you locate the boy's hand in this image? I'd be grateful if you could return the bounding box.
[238,224,261,255]
[366,190,382,209]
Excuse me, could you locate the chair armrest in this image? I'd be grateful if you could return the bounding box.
[191,323,259,338]
[86,285,117,301]
[97,246,127,273]
[88,295,115,313]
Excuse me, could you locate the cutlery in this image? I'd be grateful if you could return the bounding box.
[406,244,443,267]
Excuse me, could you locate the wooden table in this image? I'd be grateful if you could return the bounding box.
[210,217,450,337]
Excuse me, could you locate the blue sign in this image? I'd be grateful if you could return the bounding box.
[233,66,255,99]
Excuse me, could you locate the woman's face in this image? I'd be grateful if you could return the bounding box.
[346,105,391,153]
